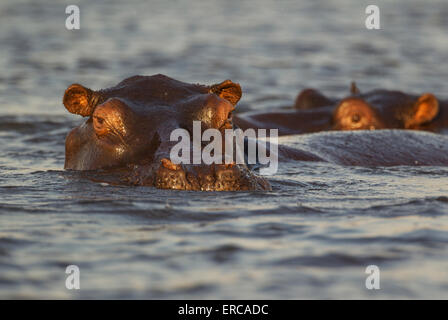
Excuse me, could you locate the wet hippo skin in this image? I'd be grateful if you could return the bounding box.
[233,83,354,135]
[294,82,360,110]
[63,74,271,191]
[279,130,448,166]
[233,107,334,136]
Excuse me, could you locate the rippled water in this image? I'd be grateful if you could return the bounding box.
[1,0,448,299]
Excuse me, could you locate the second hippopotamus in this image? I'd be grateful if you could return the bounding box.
[234,83,448,135]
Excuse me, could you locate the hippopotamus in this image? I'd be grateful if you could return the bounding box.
[234,83,448,135]
[63,74,448,192]
[63,74,271,191]
[303,85,448,132]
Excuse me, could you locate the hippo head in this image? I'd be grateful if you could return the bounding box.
[294,84,441,131]
[63,74,270,191]
[332,90,439,130]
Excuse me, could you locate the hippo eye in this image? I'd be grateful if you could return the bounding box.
[351,114,361,123]
[93,115,109,136]
[95,116,105,125]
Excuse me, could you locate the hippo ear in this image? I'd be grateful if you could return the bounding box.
[210,80,242,106]
[63,84,102,117]
[294,88,332,109]
[408,93,439,127]
[350,81,361,95]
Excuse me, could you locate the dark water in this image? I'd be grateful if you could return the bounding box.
[1,0,448,299]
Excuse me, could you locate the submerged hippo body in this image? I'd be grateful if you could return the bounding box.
[233,83,355,135]
[278,130,448,166]
[63,74,270,191]
[235,84,448,135]
[234,107,334,136]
